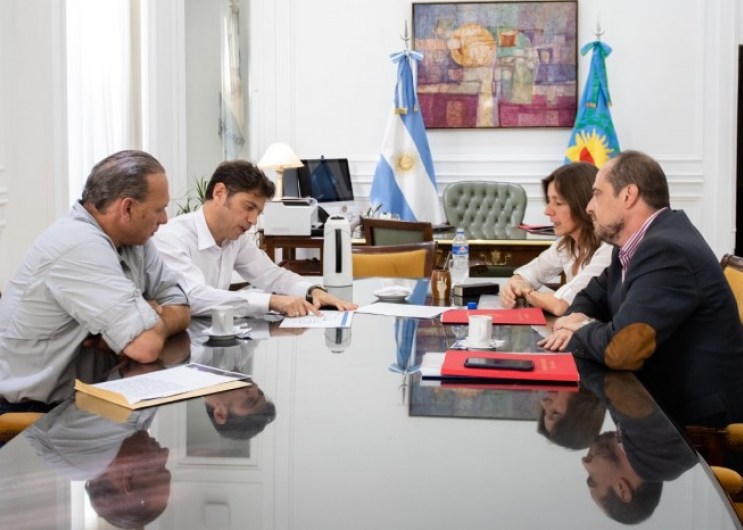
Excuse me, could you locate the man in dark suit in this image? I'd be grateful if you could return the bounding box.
[540,150,743,428]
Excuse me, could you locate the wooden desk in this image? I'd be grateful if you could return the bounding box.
[262,232,555,275]
[262,234,326,275]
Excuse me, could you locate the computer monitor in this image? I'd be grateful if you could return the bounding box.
[283,157,355,219]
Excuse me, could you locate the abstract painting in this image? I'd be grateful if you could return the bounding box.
[413,1,578,128]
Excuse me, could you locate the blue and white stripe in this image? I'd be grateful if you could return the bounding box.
[370,51,444,224]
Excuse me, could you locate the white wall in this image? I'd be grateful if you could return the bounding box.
[0,0,740,288]
[0,0,67,288]
[182,0,740,257]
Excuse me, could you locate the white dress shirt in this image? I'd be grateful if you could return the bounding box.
[153,209,313,317]
[513,239,613,304]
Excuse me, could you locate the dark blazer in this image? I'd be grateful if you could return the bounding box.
[568,209,743,427]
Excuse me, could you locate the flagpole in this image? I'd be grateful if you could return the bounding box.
[400,20,410,51]
[594,13,604,41]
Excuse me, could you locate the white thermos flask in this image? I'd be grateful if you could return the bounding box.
[323,215,353,287]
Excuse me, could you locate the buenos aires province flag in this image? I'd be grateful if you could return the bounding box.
[564,41,620,168]
[370,51,444,223]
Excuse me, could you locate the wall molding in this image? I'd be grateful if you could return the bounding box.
[0,185,8,231]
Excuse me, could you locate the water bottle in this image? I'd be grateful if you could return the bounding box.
[450,227,470,286]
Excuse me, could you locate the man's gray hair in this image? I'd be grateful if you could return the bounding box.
[82,150,165,212]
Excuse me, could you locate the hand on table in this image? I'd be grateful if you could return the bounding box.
[538,329,573,351]
[310,289,358,312]
[269,295,320,317]
[553,312,590,332]
[500,277,531,309]
[538,313,592,351]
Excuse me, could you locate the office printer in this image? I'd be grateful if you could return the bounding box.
[262,198,316,236]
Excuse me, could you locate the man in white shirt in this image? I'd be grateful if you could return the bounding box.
[153,160,356,317]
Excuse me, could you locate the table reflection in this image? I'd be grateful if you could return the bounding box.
[24,399,169,528]
[576,359,698,525]
[187,316,279,445]
[537,387,605,450]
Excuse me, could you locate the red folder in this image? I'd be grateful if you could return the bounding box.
[434,379,579,392]
[440,308,546,325]
[441,350,579,383]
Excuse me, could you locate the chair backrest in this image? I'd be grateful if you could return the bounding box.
[721,253,743,324]
[352,241,437,278]
[363,218,433,246]
[0,412,45,444]
[443,181,527,239]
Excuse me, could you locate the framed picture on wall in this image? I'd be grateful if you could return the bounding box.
[412,1,578,129]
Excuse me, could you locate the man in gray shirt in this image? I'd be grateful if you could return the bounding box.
[0,150,190,410]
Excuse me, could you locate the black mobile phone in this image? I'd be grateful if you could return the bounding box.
[464,357,535,371]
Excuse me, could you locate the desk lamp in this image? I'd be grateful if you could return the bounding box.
[257,143,303,200]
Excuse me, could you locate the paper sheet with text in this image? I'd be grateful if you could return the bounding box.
[279,310,354,328]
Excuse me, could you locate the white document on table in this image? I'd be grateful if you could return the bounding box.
[279,310,354,328]
[87,364,248,406]
[356,303,449,319]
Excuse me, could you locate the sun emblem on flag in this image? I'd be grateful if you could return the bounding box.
[566,130,614,168]
[392,149,420,177]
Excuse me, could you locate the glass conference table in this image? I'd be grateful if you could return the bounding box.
[0,278,740,530]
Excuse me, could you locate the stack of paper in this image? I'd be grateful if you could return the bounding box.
[75,363,251,411]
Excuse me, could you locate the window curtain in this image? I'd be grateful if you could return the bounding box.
[66,0,139,206]
[219,0,248,160]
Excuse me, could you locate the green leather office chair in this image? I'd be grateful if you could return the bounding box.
[443,181,527,240]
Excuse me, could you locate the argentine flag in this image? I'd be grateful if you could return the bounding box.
[564,41,620,168]
[370,51,444,223]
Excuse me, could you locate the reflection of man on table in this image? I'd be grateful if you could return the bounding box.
[153,160,355,318]
[579,362,697,525]
[188,318,277,440]
[24,400,170,528]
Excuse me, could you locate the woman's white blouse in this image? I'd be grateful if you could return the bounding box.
[513,239,613,304]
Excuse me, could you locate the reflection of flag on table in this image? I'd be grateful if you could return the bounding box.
[371,51,444,223]
[564,41,620,168]
[389,280,429,374]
